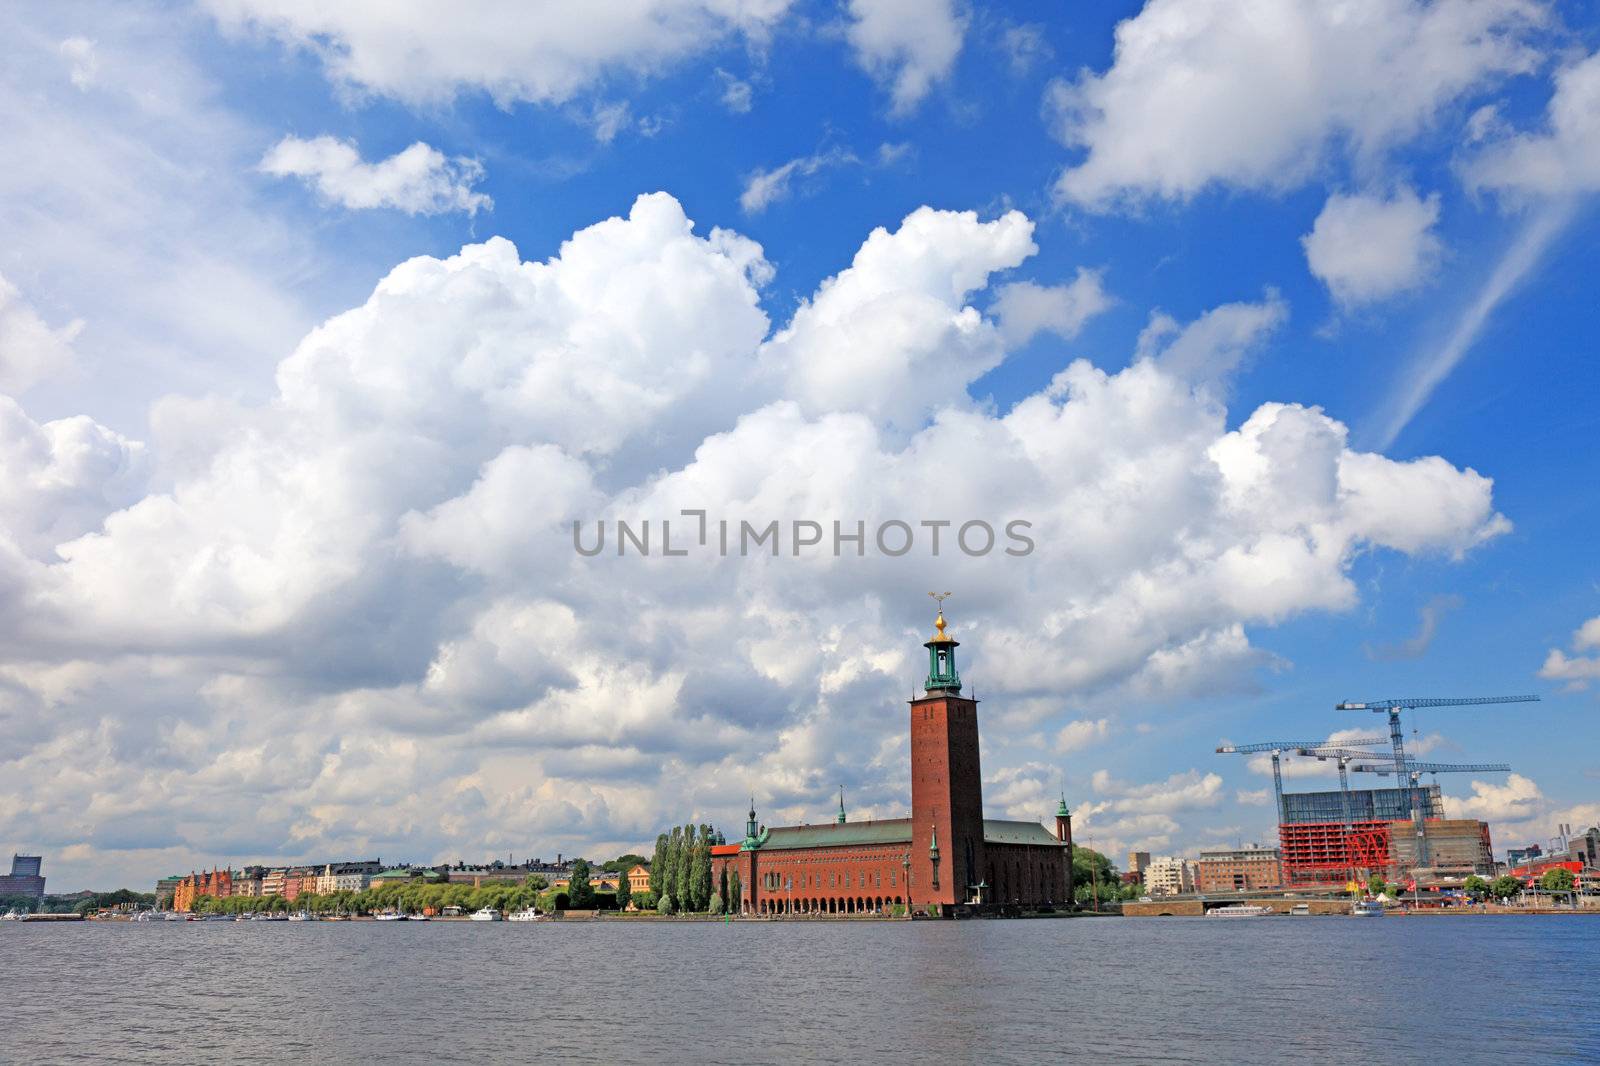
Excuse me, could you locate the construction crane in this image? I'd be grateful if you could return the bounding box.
[1349,761,1512,776]
[1335,695,1536,868]
[1347,760,1515,870]
[1291,745,1401,836]
[1215,737,1388,825]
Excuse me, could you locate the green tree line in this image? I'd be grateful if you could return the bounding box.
[646,823,726,914]
[1071,848,1140,908]
[1,890,155,915]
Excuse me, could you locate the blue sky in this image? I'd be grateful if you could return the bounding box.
[1,1,1597,889]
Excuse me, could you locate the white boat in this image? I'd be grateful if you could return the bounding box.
[1352,898,1385,917]
[1,908,25,921]
[287,911,320,922]
[408,913,430,921]
[373,912,407,921]
[506,907,543,922]
[1205,904,1273,917]
[164,912,184,922]
[1290,903,1312,916]
[469,907,504,922]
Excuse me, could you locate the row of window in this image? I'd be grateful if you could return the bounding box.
[755,869,908,891]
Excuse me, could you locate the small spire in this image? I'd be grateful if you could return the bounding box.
[837,786,847,824]
[928,591,955,643]
[929,824,940,855]
[1057,792,1070,818]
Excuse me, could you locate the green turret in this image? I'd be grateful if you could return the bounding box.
[837,787,847,825]
[923,607,961,693]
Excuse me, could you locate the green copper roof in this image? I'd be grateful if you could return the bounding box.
[1057,794,1070,818]
[755,819,913,851]
[742,817,1065,851]
[982,820,1065,847]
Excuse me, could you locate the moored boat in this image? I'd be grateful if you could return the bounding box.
[1205,904,1273,917]
[469,906,504,922]
[1352,898,1385,917]
[507,907,543,922]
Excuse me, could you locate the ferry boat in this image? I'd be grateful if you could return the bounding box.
[1204,904,1273,917]
[507,907,543,922]
[469,907,504,922]
[1352,898,1385,917]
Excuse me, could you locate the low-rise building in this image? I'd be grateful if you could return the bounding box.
[626,864,651,897]
[232,867,266,898]
[1143,856,1196,896]
[1196,846,1282,893]
[261,868,287,897]
[154,875,183,909]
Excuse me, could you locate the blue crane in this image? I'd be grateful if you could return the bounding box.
[1215,737,1388,825]
[1335,696,1535,868]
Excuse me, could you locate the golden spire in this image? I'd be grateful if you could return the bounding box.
[928,591,953,642]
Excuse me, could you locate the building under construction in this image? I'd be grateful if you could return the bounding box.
[1219,694,1535,889]
[1277,787,1495,887]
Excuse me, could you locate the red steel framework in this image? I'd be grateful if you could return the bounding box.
[1279,820,1394,885]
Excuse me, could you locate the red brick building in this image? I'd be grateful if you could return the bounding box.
[713,608,1073,915]
[172,867,233,912]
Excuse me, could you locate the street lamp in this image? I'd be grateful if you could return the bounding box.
[902,853,912,919]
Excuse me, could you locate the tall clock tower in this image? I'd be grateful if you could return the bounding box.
[909,605,986,907]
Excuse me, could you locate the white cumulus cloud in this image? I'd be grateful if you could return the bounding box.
[1047,0,1542,209]
[1539,614,1600,691]
[205,0,795,107]
[1469,50,1600,200]
[992,270,1111,348]
[844,0,965,115]
[1302,187,1443,306]
[261,136,491,215]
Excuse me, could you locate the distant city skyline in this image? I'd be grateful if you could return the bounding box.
[1,2,1598,891]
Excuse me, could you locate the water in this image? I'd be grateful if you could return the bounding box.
[5,916,1597,1065]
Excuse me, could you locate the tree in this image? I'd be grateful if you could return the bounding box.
[657,893,674,915]
[690,827,713,912]
[1490,874,1523,901]
[674,824,695,910]
[567,859,595,909]
[728,869,741,914]
[1463,875,1488,901]
[1540,867,1576,895]
[1367,873,1387,897]
[615,880,632,912]
[523,874,549,892]
[604,854,650,874]
[708,894,724,916]
[649,834,668,902]
[718,866,729,912]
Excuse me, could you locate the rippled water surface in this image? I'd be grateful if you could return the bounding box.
[5,915,1598,1065]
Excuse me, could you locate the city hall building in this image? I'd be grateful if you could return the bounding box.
[712,608,1073,915]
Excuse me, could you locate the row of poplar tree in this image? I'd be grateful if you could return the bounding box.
[648,823,738,914]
